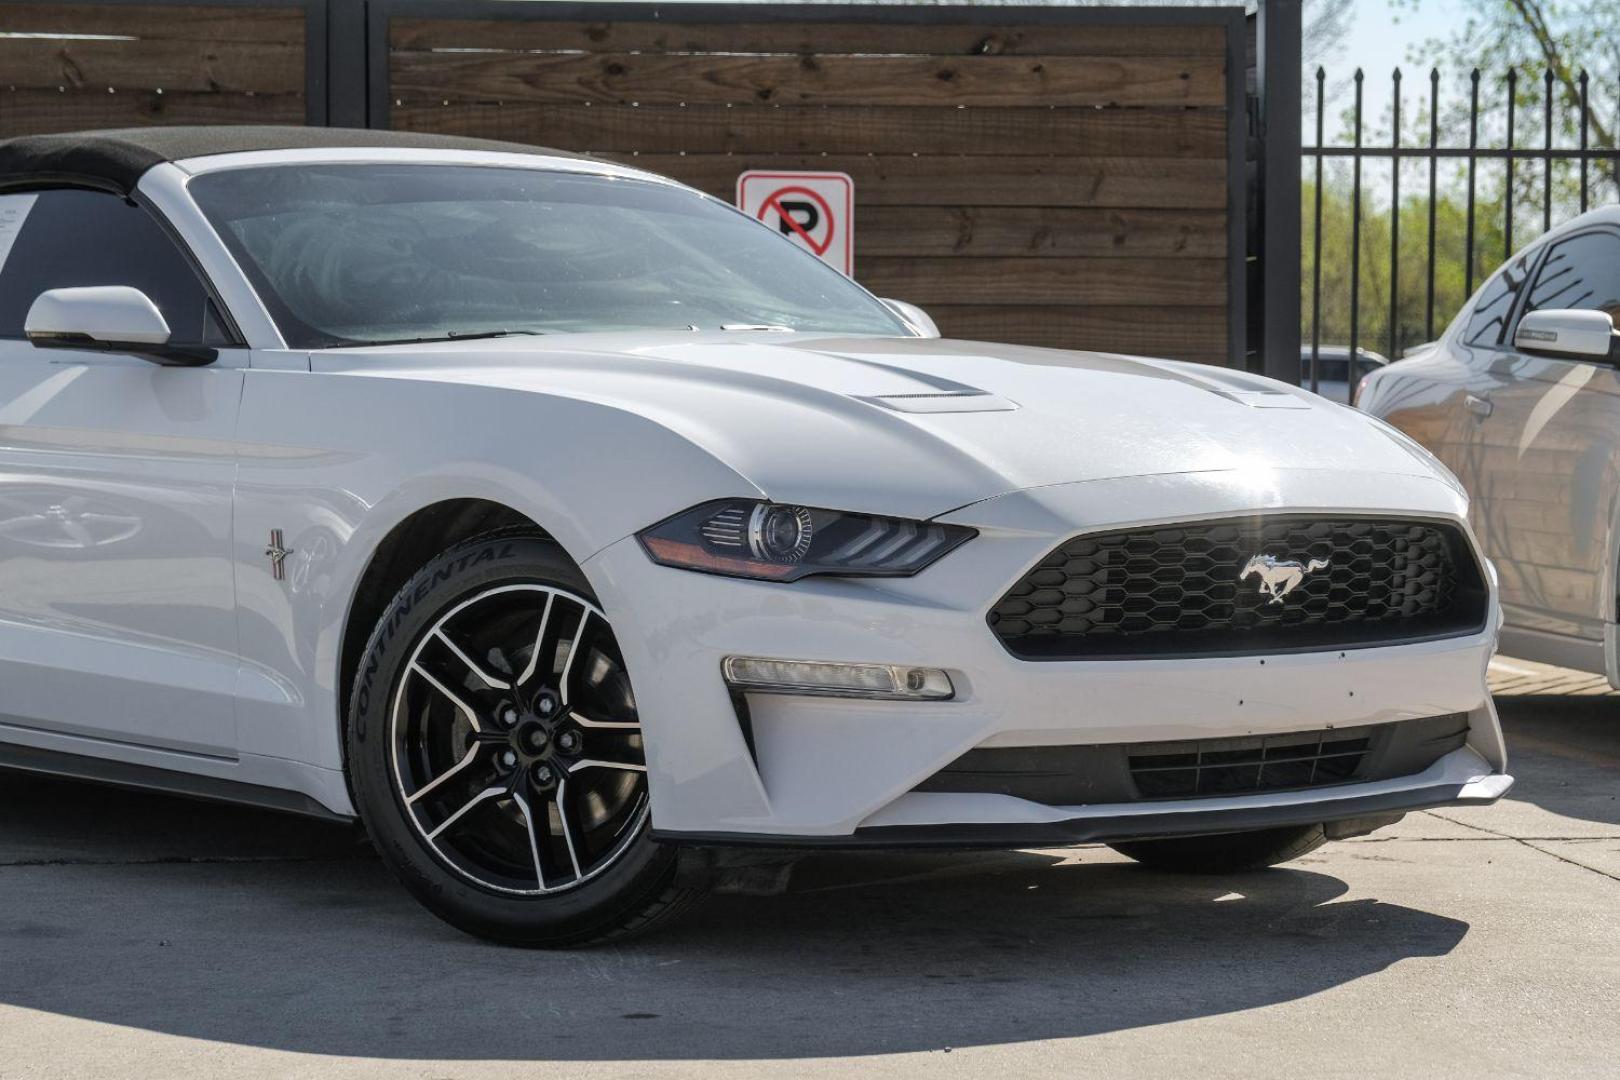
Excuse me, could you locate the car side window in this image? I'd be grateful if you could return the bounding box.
[0,188,231,347]
[1461,248,1536,347]
[1522,230,1620,324]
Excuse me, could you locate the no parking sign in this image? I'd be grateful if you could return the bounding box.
[736,171,854,276]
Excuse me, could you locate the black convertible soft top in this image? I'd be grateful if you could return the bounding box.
[0,126,582,195]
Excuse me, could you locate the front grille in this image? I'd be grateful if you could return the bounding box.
[913,714,1470,804]
[988,516,1489,660]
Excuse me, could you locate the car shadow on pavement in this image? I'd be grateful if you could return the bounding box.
[1496,694,1620,828]
[0,771,1470,1063]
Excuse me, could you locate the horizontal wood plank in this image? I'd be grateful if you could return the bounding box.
[390,19,1228,58]
[925,305,1226,360]
[855,207,1226,258]
[0,4,303,43]
[0,89,304,135]
[393,102,1227,159]
[391,52,1226,108]
[0,39,303,94]
[595,154,1226,209]
[854,257,1227,306]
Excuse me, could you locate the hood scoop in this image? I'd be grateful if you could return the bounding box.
[857,390,1019,414]
[1216,390,1313,409]
[824,352,1017,413]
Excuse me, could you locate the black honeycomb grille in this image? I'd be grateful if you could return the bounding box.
[988,516,1489,660]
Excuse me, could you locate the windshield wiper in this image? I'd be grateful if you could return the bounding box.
[337,329,546,348]
[719,323,796,332]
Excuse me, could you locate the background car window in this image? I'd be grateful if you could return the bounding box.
[1301,356,1350,382]
[1523,230,1620,324]
[0,189,229,346]
[189,164,908,347]
[1461,249,1535,347]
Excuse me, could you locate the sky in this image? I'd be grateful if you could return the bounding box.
[1338,0,1465,75]
[1331,0,1473,130]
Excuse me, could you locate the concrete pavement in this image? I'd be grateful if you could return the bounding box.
[0,658,1615,1078]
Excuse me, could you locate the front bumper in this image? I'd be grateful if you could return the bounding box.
[584,468,1512,843]
[653,756,1512,849]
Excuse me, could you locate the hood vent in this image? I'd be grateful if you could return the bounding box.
[1216,390,1312,409]
[857,391,1019,414]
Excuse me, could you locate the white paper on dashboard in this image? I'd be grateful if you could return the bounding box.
[0,194,39,274]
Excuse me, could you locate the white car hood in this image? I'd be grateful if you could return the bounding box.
[327,332,1446,521]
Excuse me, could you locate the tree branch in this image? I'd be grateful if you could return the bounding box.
[1504,0,1618,191]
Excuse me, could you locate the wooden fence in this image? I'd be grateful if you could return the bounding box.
[0,0,321,133]
[383,6,1244,364]
[0,1,1301,371]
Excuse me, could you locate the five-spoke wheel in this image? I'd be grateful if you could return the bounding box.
[348,532,699,946]
[391,583,648,894]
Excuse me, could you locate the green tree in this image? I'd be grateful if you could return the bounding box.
[1393,0,1620,202]
[1309,1,1617,359]
[1304,169,1506,356]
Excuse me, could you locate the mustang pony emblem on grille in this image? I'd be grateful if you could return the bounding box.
[1239,553,1330,604]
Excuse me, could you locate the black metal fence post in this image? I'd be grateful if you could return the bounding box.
[327,0,367,127]
[1349,69,1363,373]
[1257,0,1303,384]
[1465,69,1480,301]
[1426,68,1439,342]
[1311,66,1325,394]
[1544,69,1554,233]
[1580,70,1591,213]
[1389,68,1401,363]
[1505,68,1517,260]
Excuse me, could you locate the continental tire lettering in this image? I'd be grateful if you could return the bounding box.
[387,595,413,643]
[356,650,381,730]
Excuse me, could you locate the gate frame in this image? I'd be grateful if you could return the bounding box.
[1254,0,1303,383]
[0,0,1304,372]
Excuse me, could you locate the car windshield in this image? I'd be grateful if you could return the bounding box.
[187,163,907,348]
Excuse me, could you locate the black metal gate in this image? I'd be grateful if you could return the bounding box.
[1305,63,1620,394]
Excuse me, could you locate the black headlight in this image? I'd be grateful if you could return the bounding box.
[637,499,975,582]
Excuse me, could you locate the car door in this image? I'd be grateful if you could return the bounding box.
[0,187,244,758]
[1368,250,1538,500]
[1464,227,1620,641]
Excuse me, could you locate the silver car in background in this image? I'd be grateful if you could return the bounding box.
[1359,206,1620,684]
[1301,345,1389,404]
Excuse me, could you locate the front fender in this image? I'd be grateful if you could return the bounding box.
[229,368,756,797]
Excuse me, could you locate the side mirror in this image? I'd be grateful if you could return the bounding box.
[880,298,941,339]
[24,286,214,366]
[1513,308,1620,363]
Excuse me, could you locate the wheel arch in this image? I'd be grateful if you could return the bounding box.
[335,498,556,773]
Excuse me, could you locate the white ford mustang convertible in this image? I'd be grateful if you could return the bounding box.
[0,128,1511,945]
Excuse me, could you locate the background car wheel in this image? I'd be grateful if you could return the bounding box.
[1107,824,1328,873]
[346,530,704,946]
